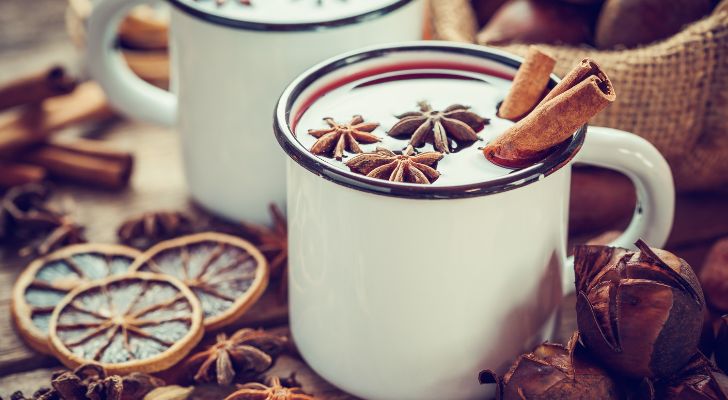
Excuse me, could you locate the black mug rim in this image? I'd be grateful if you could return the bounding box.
[167,0,416,31]
[273,42,586,200]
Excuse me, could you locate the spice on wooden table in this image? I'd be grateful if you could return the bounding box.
[0,66,77,113]
[117,210,195,249]
[224,376,314,400]
[47,363,164,400]
[184,328,288,385]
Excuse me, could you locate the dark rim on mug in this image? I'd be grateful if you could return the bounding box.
[274,42,586,200]
[167,0,416,31]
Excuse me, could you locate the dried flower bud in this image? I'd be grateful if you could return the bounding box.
[479,332,621,399]
[699,238,728,313]
[575,240,705,379]
[661,354,728,399]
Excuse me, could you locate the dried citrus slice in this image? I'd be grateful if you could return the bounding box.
[12,243,141,353]
[48,272,203,374]
[130,232,269,330]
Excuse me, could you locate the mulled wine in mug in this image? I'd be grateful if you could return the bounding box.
[86,0,424,223]
[275,42,675,400]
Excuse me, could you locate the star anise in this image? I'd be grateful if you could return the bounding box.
[388,101,488,153]
[307,115,380,160]
[0,184,62,240]
[19,220,87,257]
[38,363,163,400]
[185,328,289,386]
[224,376,314,400]
[239,204,287,279]
[345,146,443,184]
[117,210,195,249]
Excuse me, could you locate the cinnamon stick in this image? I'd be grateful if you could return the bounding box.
[22,139,133,190]
[498,46,556,121]
[118,7,169,50]
[484,58,616,168]
[122,49,169,89]
[0,66,77,112]
[0,82,114,156]
[0,162,47,188]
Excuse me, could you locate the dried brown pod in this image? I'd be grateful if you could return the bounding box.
[575,240,705,379]
[700,238,728,313]
[595,0,714,49]
[117,210,195,249]
[660,354,728,399]
[477,0,598,46]
[715,315,728,374]
[46,363,164,400]
[0,184,61,239]
[224,376,314,400]
[479,332,621,399]
[184,328,288,385]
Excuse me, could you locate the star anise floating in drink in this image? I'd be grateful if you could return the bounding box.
[185,328,288,385]
[345,146,443,184]
[307,115,380,160]
[224,376,314,400]
[388,101,488,153]
[117,210,195,249]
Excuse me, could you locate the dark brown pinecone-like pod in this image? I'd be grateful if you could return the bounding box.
[575,240,705,379]
[479,332,621,399]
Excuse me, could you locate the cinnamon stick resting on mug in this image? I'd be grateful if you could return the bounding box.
[0,66,77,112]
[484,58,616,168]
[498,46,556,121]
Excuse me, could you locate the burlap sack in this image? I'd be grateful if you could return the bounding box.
[431,0,728,192]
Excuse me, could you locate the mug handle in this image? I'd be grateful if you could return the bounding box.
[562,126,675,294]
[86,0,176,126]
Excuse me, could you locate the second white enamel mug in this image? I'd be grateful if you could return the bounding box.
[86,0,424,223]
[274,42,675,400]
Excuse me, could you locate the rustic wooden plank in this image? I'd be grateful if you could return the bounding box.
[0,368,55,399]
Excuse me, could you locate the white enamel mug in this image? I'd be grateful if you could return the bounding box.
[274,42,675,400]
[86,0,424,223]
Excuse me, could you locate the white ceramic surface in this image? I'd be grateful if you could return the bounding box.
[86,0,424,223]
[275,43,675,400]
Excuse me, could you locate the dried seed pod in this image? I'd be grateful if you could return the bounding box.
[699,238,728,313]
[575,240,705,379]
[479,332,621,399]
[661,354,728,399]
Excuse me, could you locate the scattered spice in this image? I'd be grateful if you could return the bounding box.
[0,183,87,256]
[345,146,443,184]
[48,273,204,374]
[574,240,705,379]
[307,115,380,160]
[130,232,269,330]
[12,243,141,354]
[479,332,620,400]
[224,376,314,400]
[185,328,288,385]
[143,386,193,400]
[117,210,195,249]
[19,363,165,400]
[388,101,487,153]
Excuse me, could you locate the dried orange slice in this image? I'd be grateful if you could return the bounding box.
[130,232,269,330]
[48,272,203,374]
[12,243,141,353]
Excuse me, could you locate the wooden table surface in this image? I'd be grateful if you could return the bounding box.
[1,2,726,398]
